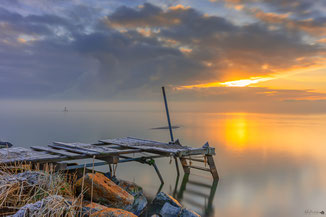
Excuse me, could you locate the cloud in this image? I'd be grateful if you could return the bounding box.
[0,0,325,114]
[106,3,321,82]
[250,8,326,36]
[219,0,326,38]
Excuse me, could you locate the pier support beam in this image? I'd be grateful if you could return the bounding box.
[174,157,180,177]
[206,155,219,180]
[179,157,190,174]
[152,161,164,185]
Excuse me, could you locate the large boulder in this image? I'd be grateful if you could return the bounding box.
[125,191,147,216]
[147,192,182,215]
[160,202,182,216]
[75,173,134,208]
[147,192,201,217]
[112,178,147,216]
[101,176,147,216]
[90,208,137,217]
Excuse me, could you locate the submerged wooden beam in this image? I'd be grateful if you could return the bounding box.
[188,165,211,172]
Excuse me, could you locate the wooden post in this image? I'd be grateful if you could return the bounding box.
[162,86,174,142]
[179,157,190,174]
[206,155,219,180]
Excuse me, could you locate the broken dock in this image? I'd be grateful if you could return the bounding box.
[0,137,219,183]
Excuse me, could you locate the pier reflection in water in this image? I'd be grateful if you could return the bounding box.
[170,174,218,217]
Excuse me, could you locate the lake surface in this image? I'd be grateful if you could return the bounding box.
[1,110,326,217]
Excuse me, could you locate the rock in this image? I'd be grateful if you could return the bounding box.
[75,172,134,208]
[159,202,181,216]
[15,171,47,185]
[12,195,75,217]
[152,192,182,208]
[84,201,109,211]
[90,208,137,217]
[101,176,147,216]
[147,192,182,216]
[126,191,147,216]
[180,208,201,217]
[116,179,143,195]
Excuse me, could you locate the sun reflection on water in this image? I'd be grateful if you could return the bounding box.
[224,115,249,150]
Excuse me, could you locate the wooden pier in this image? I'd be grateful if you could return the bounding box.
[0,137,219,183]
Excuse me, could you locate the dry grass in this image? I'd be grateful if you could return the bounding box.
[0,163,78,216]
[13,195,78,217]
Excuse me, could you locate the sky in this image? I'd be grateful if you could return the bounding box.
[0,0,325,113]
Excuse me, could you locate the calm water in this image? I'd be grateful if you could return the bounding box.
[1,110,326,217]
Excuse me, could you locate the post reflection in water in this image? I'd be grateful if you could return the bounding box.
[170,173,218,217]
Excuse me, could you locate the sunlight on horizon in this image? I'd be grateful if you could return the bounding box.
[179,112,326,159]
[176,77,274,89]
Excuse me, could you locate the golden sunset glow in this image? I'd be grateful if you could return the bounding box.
[176,76,274,89]
[224,116,249,150]
[182,113,326,156]
[219,77,273,87]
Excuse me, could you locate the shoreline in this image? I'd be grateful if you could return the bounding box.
[0,164,200,217]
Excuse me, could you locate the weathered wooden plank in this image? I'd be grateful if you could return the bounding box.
[100,137,215,157]
[179,147,215,156]
[53,142,142,155]
[105,143,179,155]
[100,137,188,155]
[101,137,182,149]
[50,143,142,157]
[53,142,101,154]
[0,147,64,164]
[31,146,80,157]
[49,144,97,156]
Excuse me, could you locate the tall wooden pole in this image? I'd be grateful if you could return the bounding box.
[162,86,180,177]
[162,86,174,142]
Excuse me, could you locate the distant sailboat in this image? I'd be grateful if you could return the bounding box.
[63,107,68,112]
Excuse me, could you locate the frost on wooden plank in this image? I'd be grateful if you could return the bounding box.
[0,147,62,164]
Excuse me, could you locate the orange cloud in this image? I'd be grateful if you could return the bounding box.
[17,37,27,43]
[168,4,190,11]
[251,8,326,36]
[179,47,192,54]
[253,9,290,23]
[318,38,326,43]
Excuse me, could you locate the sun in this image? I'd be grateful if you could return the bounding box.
[219,77,273,87]
[176,76,273,89]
